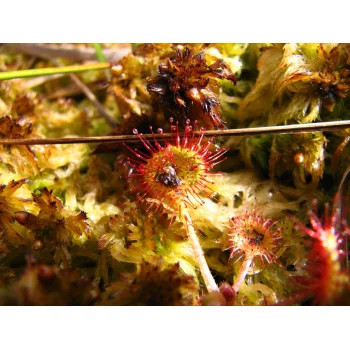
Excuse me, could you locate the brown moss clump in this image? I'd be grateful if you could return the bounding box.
[15,188,91,267]
[147,46,237,129]
[98,259,198,306]
[0,115,39,177]
[0,259,99,306]
[10,92,40,121]
[0,179,30,245]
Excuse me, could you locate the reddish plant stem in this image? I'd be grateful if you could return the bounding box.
[182,207,219,293]
[232,256,253,293]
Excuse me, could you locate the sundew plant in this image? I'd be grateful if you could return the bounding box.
[0,43,349,306]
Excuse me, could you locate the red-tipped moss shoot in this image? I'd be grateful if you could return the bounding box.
[124,119,228,292]
[227,211,284,293]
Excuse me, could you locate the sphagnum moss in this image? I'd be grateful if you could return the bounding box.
[0,43,349,306]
